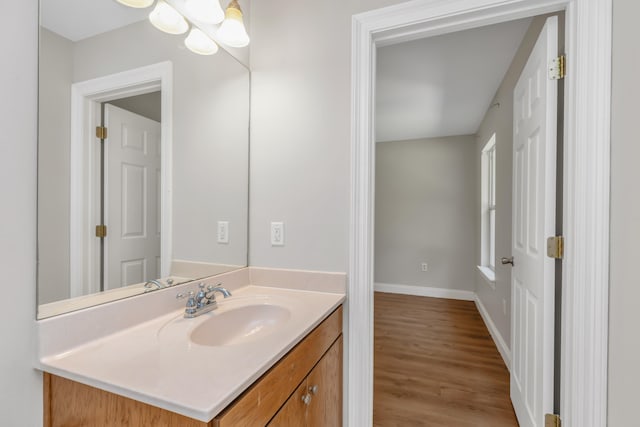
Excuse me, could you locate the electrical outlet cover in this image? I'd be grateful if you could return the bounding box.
[217,221,229,244]
[271,222,284,246]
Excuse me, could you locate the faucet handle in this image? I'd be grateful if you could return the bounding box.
[176,290,195,300]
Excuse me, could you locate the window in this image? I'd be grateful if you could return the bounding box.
[479,134,496,282]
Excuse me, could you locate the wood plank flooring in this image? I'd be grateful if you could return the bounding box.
[373,292,518,427]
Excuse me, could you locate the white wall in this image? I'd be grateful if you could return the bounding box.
[38,28,73,303]
[474,15,558,349]
[375,136,476,291]
[0,1,42,424]
[249,0,407,271]
[608,1,640,425]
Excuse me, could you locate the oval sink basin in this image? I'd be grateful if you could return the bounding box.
[190,304,291,347]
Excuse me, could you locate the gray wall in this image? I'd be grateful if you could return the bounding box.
[248,0,406,271]
[474,15,559,349]
[0,1,42,424]
[38,28,73,303]
[375,136,476,291]
[608,1,640,425]
[109,91,161,122]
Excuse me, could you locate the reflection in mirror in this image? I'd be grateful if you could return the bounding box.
[37,0,250,318]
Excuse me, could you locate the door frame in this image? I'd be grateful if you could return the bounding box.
[349,1,611,426]
[69,61,173,296]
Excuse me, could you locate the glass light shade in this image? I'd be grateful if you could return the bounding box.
[216,3,250,48]
[149,1,189,35]
[185,0,224,24]
[185,28,219,55]
[115,0,154,8]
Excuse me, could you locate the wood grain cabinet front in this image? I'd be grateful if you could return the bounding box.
[268,336,343,427]
[44,306,343,427]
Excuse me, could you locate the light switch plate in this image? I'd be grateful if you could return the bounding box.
[271,222,284,246]
[217,221,229,244]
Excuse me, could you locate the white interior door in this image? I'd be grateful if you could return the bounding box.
[510,16,558,427]
[104,104,161,290]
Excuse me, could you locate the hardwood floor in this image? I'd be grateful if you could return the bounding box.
[373,292,518,427]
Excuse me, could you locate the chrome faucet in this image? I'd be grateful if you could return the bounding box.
[144,279,164,292]
[144,278,176,293]
[176,283,232,318]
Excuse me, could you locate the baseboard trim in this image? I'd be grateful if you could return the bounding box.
[374,282,475,301]
[474,295,511,370]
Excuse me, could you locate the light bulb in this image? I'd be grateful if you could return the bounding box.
[185,0,224,24]
[115,0,154,8]
[149,0,189,35]
[185,28,219,55]
[216,0,250,48]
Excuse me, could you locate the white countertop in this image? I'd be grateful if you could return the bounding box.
[39,285,344,422]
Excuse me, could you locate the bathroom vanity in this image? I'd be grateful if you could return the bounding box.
[44,307,342,426]
[38,270,346,426]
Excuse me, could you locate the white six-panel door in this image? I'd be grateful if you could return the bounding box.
[104,104,161,290]
[510,16,558,427]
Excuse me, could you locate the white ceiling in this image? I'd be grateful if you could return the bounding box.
[375,18,532,143]
[40,0,149,41]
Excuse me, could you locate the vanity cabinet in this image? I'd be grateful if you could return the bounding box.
[268,336,342,427]
[211,306,342,426]
[43,306,343,427]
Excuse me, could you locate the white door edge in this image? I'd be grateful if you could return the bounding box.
[349,1,611,426]
[510,16,558,426]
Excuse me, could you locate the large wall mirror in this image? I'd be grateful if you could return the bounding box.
[37,0,250,318]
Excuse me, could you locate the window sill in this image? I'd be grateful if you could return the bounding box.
[477,265,496,289]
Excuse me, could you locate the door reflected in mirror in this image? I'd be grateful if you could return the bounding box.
[37,0,250,318]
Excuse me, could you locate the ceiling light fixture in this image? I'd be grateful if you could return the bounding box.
[115,0,154,8]
[185,0,224,24]
[185,28,219,55]
[119,0,250,54]
[149,0,189,35]
[216,0,250,48]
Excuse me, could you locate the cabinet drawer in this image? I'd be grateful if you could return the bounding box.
[212,306,342,427]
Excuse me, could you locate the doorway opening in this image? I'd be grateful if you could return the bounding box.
[69,62,173,297]
[349,1,611,426]
[372,13,563,426]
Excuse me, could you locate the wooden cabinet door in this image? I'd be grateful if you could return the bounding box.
[306,336,343,427]
[267,379,308,426]
[267,336,343,427]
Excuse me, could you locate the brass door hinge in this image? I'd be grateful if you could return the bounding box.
[95,225,107,238]
[546,236,564,259]
[545,413,561,427]
[96,126,107,139]
[549,55,566,80]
